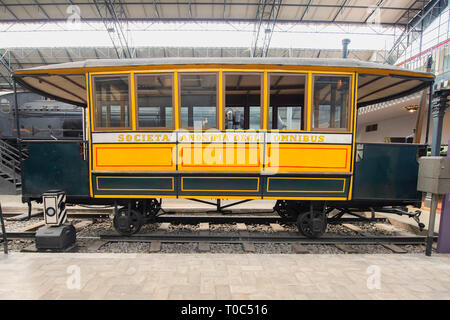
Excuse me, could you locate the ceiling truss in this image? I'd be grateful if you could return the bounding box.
[93,0,136,59]
[0,0,447,91]
[385,0,447,64]
[251,0,282,57]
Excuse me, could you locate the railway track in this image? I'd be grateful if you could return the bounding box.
[2,231,434,254]
[2,229,434,245]
[1,215,433,254]
[98,232,433,245]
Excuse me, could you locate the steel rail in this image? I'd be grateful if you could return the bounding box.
[153,215,289,224]
[1,231,36,239]
[99,232,434,245]
[152,215,387,225]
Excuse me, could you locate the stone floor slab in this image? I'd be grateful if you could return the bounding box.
[0,252,449,299]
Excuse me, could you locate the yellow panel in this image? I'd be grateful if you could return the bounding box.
[263,71,268,130]
[178,144,263,172]
[348,73,358,200]
[265,144,351,173]
[87,72,93,198]
[130,72,136,130]
[218,70,223,130]
[174,71,179,129]
[93,144,176,171]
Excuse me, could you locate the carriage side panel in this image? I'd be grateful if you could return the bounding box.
[22,142,89,201]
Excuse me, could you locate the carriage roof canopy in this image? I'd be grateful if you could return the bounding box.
[13,58,434,108]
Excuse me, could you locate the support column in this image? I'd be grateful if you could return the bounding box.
[430,91,449,157]
[0,202,7,254]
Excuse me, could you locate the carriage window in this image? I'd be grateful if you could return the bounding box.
[312,75,351,130]
[269,74,306,130]
[93,75,130,129]
[136,74,173,129]
[224,74,262,130]
[180,73,217,129]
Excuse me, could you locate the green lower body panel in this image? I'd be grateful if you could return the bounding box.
[22,142,89,200]
[353,143,425,202]
[179,175,261,197]
[264,175,350,198]
[93,174,176,196]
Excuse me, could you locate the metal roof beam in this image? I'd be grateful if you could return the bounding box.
[364,0,386,23]
[65,48,74,62]
[300,0,312,21]
[0,2,425,27]
[36,48,47,64]
[251,0,282,57]
[332,0,350,22]
[0,17,410,27]
[0,2,424,12]
[0,0,18,20]
[93,0,135,59]
[0,52,13,87]
[7,50,23,69]
[394,0,426,25]
[153,0,160,18]
[32,0,51,20]
[385,0,446,64]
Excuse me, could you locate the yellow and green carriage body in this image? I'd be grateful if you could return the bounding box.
[13,58,434,235]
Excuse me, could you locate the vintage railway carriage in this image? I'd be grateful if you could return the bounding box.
[13,58,434,237]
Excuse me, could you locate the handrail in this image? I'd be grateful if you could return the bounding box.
[0,139,20,154]
[0,147,20,163]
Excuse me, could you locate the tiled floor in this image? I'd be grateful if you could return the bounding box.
[0,252,449,299]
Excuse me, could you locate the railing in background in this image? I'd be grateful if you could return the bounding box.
[0,139,22,191]
[397,38,450,79]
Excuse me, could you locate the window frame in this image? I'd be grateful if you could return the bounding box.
[92,73,132,132]
[310,73,352,132]
[178,72,219,130]
[267,72,308,132]
[135,72,175,131]
[222,72,264,131]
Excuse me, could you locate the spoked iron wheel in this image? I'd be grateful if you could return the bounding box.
[296,211,327,238]
[113,207,144,236]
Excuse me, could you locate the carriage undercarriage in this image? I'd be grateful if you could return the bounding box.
[106,197,425,238]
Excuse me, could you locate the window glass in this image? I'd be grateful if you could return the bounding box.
[94,76,130,129]
[224,74,261,130]
[180,73,217,129]
[269,74,306,130]
[136,74,173,129]
[312,75,350,130]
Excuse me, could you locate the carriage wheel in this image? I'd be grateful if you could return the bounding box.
[113,207,144,236]
[296,211,327,238]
